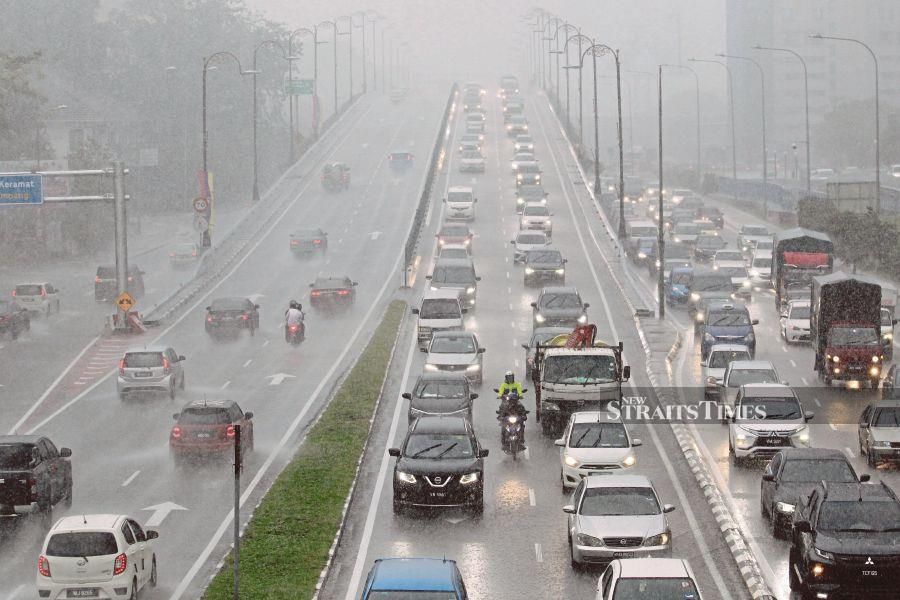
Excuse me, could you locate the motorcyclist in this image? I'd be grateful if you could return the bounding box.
[497,388,528,452]
[497,370,523,398]
[284,300,305,341]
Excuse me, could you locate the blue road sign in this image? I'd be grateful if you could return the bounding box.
[0,174,43,205]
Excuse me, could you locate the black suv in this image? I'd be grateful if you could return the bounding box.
[94,265,145,302]
[389,415,488,514]
[0,435,72,519]
[789,480,900,598]
[402,373,478,425]
[761,448,868,539]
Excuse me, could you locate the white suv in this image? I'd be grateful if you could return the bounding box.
[14,282,60,315]
[728,383,813,466]
[596,558,703,599]
[444,186,477,221]
[37,514,159,599]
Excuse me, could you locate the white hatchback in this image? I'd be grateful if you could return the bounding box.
[555,411,641,491]
[37,514,159,600]
[781,299,811,343]
[14,282,60,315]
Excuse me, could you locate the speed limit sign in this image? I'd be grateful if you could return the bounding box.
[193,197,209,213]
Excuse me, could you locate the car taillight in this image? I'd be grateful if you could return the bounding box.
[171,426,182,439]
[290,240,298,246]
[10,290,15,297]
[313,239,321,245]
[226,425,236,438]
[95,276,102,283]
[192,250,197,257]
[241,314,249,320]
[338,290,350,296]
[169,252,176,257]
[119,359,126,375]
[113,553,127,576]
[207,315,214,322]
[38,555,51,578]
[162,357,170,374]
[127,276,134,282]
[41,288,46,297]
[311,290,321,297]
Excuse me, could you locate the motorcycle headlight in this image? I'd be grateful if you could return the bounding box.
[622,455,636,467]
[525,267,535,274]
[438,239,445,246]
[396,471,417,484]
[430,286,439,291]
[535,313,546,323]
[643,531,670,547]
[459,472,479,485]
[577,314,588,323]
[555,268,565,275]
[466,287,475,294]
[831,355,840,363]
[885,332,893,341]
[575,533,604,547]
[776,501,795,514]
[543,402,560,411]
[424,364,439,371]
[564,455,580,468]
[507,416,518,424]
[745,332,755,342]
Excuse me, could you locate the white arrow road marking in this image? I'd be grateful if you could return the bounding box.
[370,231,382,240]
[142,502,188,527]
[266,373,297,386]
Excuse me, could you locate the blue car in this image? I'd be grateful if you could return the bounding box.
[666,266,693,306]
[362,557,469,599]
[699,302,758,360]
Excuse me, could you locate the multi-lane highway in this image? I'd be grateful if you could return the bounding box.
[0,90,449,599]
[320,86,752,599]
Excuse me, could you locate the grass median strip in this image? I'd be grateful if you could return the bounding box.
[204,299,407,600]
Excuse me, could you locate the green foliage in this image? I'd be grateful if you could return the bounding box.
[813,99,900,169]
[0,51,46,160]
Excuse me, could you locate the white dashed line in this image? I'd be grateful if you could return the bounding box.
[243,359,252,368]
[814,398,822,407]
[781,346,788,353]
[506,272,510,279]
[801,377,809,385]
[261,340,269,348]
[534,543,543,563]
[220,381,231,390]
[528,488,536,506]
[121,471,140,487]
[844,447,855,458]
[789,359,797,367]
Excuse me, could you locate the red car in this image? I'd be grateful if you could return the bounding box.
[309,276,357,310]
[169,399,254,463]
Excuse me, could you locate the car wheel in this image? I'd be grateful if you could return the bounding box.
[129,577,137,600]
[169,382,176,400]
[150,557,157,587]
[867,445,877,468]
[180,373,186,390]
[63,481,73,508]
[569,537,581,571]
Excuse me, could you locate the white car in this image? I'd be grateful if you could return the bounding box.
[510,153,537,172]
[459,150,485,173]
[781,299,811,343]
[511,230,550,263]
[717,359,782,412]
[702,343,751,399]
[13,282,60,315]
[556,411,641,491]
[749,250,772,284]
[713,250,743,266]
[520,202,553,235]
[37,514,159,599]
[715,262,752,299]
[737,224,771,253]
[423,330,485,385]
[412,290,466,346]
[728,383,812,466]
[596,558,703,600]
[458,133,483,150]
[514,134,535,153]
[443,186,477,221]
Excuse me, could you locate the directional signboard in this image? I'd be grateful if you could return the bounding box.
[0,174,43,205]
[116,291,136,312]
[284,79,315,95]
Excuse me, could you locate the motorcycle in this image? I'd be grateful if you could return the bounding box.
[285,322,305,345]
[494,387,529,460]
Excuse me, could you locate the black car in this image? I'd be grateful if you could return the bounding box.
[0,435,72,519]
[205,297,260,336]
[515,184,548,213]
[321,162,350,191]
[290,228,328,254]
[388,150,414,172]
[700,206,725,228]
[0,299,30,340]
[389,415,488,514]
[309,276,357,310]
[693,235,728,262]
[789,481,900,598]
[632,237,658,268]
[94,265,145,302]
[761,448,867,539]
[402,373,478,424]
[531,286,589,329]
[524,248,567,286]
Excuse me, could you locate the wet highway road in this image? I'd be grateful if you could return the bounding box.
[0,90,448,599]
[322,88,752,599]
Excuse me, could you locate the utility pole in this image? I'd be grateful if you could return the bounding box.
[657,66,665,319]
[232,424,242,600]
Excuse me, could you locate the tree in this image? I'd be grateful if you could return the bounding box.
[0,51,46,160]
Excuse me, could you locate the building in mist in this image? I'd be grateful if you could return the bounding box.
[727,0,900,175]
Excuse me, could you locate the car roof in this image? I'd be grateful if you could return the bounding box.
[778,448,849,461]
[585,474,653,489]
[439,224,471,232]
[416,372,469,384]
[410,415,470,435]
[708,343,752,353]
[787,300,811,307]
[314,276,352,286]
[729,360,776,370]
[431,330,475,340]
[740,383,796,398]
[439,244,468,251]
[422,289,462,301]
[369,558,458,591]
[447,186,473,193]
[705,302,749,313]
[52,514,123,531]
[182,398,240,410]
[540,286,579,295]
[125,345,169,354]
[819,481,895,502]
[434,258,474,269]
[617,558,691,579]
[15,282,49,287]
[531,326,572,338]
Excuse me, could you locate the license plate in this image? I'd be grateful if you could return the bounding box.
[134,372,153,378]
[67,590,99,598]
[765,438,784,446]
[429,492,446,498]
[196,433,211,438]
[862,570,878,577]
[613,552,631,558]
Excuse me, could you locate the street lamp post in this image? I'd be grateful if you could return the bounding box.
[543,17,562,92]
[352,12,368,93]
[251,40,293,204]
[718,53,768,214]
[689,58,737,183]
[549,24,578,128]
[657,65,666,318]
[811,34,881,214]
[336,16,353,99]
[589,41,626,240]
[660,64,702,179]
[563,34,593,145]
[319,21,339,116]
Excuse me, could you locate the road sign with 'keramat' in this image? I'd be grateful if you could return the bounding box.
[0,174,43,205]
[116,291,136,312]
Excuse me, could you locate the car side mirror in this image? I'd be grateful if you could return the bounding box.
[860,474,871,482]
[622,365,631,380]
[461,308,468,314]
[475,277,482,282]
[751,319,759,325]
[172,413,180,420]
[470,393,479,400]
[401,392,412,400]
[205,306,211,311]
[178,355,186,361]
[554,439,565,446]
[308,282,314,288]
[425,275,432,280]
[419,347,428,353]
[59,448,72,458]
[388,448,401,457]
[411,308,419,314]
[478,348,486,353]
[562,505,576,514]
[244,412,254,419]
[762,473,775,482]
[583,303,590,309]
[530,302,537,308]
[804,411,815,421]
[663,504,676,513]
[478,448,490,458]
[521,343,530,350]
[254,304,260,309]
[631,438,642,447]
[794,520,812,534]
[146,530,159,540]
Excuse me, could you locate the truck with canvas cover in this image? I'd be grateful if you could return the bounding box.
[773,228,833,311]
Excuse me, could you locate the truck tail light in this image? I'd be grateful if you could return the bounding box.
[171,426,182,439]
[38,555,51,577]
[226,425,236,438]
[113,553,127,576]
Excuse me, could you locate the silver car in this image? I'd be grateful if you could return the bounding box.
[520,202,552,236]
[564,474,674,567]
[117,346,186,400]
[422,331,485,385]
[511,231,550,263]
[702,344,751,399]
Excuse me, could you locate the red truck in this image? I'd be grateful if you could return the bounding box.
[773,228,834,312]
[811,273,883,387]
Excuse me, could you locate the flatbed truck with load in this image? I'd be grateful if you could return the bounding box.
[772,228,833,313]
[529,324,630,436]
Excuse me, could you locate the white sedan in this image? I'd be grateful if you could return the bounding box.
[781,300,811,343]
[556,411,640,491]
[511,230,550,263]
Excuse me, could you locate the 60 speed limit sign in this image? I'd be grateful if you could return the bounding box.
[193,197,209,213]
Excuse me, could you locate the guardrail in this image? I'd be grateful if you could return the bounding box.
[401,83,459,285]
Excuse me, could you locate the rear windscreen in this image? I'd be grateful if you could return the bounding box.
[0,444,35,469]
[179,408,231,424]
[47,532,119,557]
[97,267,116,278]
[15,285,42,296]
[123,353,164,368]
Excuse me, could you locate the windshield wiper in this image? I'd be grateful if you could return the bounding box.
[436,443,459,458]
[411,443,442,458]
[574,429,591,448]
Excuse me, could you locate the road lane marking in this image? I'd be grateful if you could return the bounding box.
[790,359,797,367]
[122,471,140,487]
[220,381,231,390]
[813,398,821,407]
[801,377,809,385]
[529,488,536,506]
[844,447,855,458]
[534,543,543,563]
[782,346,788,352]
[262,340,269,347]
[243,359,252,368]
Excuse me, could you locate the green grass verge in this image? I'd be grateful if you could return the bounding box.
[203,299,407,600]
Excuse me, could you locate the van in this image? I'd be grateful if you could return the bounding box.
[444,186,477,221]
[412,290,466,346]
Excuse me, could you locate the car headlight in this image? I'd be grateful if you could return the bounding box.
[873,440,891,447]
[742,280,751,287]
[525,267,535,274]
[577,314,588,323]
[543,402,560,411]
[885,332,893,341]
[792,426,810,446]
[459,472,479,485]
[775,501,795,514]
[564,455,580,468]
[575,533,604,547]
[643,531,670,547]
[832,355,840,363]
[690,292,701,302]
[749,269,759,277]
[674,237,681,243]
[704,333,715,343]
[622,455,636,467]
[466,364,481,372]
[872,355,879,363]
[517,197,525,205]
[424,364,439,371]
[430,286,439,291]
[438,239,445,246]
[555,268,565,275]
[396,471,417,484]
[466,287,475,294]
[638,252,647,259]
[814,547,834,561]
[535,313,546,323]
[735,430,755,449]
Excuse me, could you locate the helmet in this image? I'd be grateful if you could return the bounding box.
[504,370,514,385]
[290,300,300,310]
